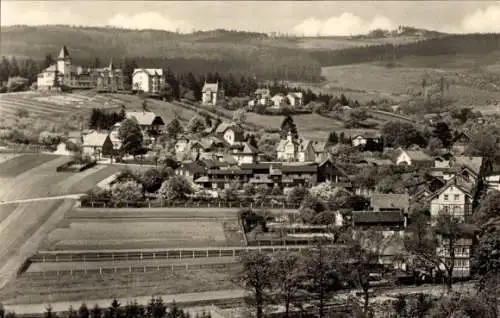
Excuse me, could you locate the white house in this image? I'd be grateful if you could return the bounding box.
[82,132,114,161]
[132,68,164,94]
[428,177,473,222]
[271,94,287,108]
[286,92,304,107]
[351,132,382,148]
[231,142,259,164]
[276,132,315,162]
[215,122,245,146]
[202,81,225,106]
[436,236,474,278]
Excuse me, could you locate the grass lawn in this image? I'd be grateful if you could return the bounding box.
[43,220,239,251]
[0,266,239,305]
[0,154,60,178]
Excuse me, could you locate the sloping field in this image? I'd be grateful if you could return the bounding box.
[0,154,59,178]
[0,155,124,201]
[43,220,236,251]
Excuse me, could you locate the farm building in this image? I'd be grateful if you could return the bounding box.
[82,132,114,161]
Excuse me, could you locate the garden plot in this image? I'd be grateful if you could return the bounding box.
[34,95,91,106]
[44,220,232,250]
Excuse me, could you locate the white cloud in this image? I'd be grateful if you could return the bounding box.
[459,3,500,33]
[107,12,192,32]
[293,12,396,36]
[1,2,85,26]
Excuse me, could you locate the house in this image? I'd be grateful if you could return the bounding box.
[126,111,165,136]
[352,211,407,237]
[271,94,287,108]
[202,81,225,106]
[132,68,164,94]
[451,131,471,154]
[82,132,114,161]
[194,168,253,190]
[485,165,500,192]
[37,46,123,91]
[251,88,271,106]
[317,158,351,186]
[215,123,245,146]
[280,162,318,188]
[428,176,474,222]
[436,224,478,278]
[357,157,394,167]
[312,141,328,162]
[393,148,433,167]
[430,156,484,183]
[286,92,304,107]
[370,193,410,214]
[276,132,315,162]
[230,142,259,164]
[351,132,382,149]
[175,136,191,155]
[175,161,207,182]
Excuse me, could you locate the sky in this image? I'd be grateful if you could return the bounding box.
[1,1,500,36]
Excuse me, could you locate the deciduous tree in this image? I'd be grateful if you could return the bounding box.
[159,176,193,202]
[271,251,305,318]
[118,118,144,157]
[240,251,273,318]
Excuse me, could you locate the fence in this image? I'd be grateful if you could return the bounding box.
[80,199,301,210]
[22,262,240,278]
[30,246,308,263]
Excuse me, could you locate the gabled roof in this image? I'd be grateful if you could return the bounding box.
[133,68,163,77]
[370,193,410,210]
[352,211,405,225]
[202,82,219,92]
[298,139,313,152]
[58,46,70,59]
[126,112,163,126]
[82,132,110,147]
[351,131,382,139]
[452,131,471,143]
[287,92,303,99]
[452,156,483,176]
[427,176,474,201]
[233,142,258,154]
[178,161,206,174]
[394,148,433,162]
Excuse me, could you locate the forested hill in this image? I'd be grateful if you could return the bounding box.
[310,33,500,67]
[2,25,500,82]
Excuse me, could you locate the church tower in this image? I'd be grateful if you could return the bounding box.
[57,46,71,76]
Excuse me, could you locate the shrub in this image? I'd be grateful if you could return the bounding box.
[7,76,29,92]
[111,180,143,203]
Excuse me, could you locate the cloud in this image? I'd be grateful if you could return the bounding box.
[293,12,396,36]
[458,3,500,33]
[1,2,85,26]
[107,12,192,32]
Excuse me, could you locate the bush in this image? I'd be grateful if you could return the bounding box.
[111,180,143,203]
[7,76,29,92]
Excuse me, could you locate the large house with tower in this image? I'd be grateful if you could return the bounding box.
[37,46,124,91]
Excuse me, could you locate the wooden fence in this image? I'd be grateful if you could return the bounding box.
[81,199,301,210]
[23,262,240,278]
[30,246,309,263]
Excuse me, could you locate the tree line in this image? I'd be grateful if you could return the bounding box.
[0,298,208,318]
[310,33,500,67]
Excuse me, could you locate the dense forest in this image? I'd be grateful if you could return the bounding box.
[310,33,500,66]
[2,26,500,85]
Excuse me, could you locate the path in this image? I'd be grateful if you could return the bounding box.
[1,282,475,315]
[0,194,85,205]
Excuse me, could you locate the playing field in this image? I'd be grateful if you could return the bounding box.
[42,218,241,251]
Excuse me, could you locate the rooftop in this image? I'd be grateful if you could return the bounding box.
[352,211,405,225]
[371,193,410,210]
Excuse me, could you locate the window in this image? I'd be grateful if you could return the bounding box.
[454,194,460,201]
[444,194,449,201]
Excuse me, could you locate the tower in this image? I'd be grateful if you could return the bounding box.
[57,46,71,76]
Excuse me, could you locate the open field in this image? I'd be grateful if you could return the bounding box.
[321,61,500,110]
[42,220,237,251]
[0,266,239,305]
[43,219,240,250]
